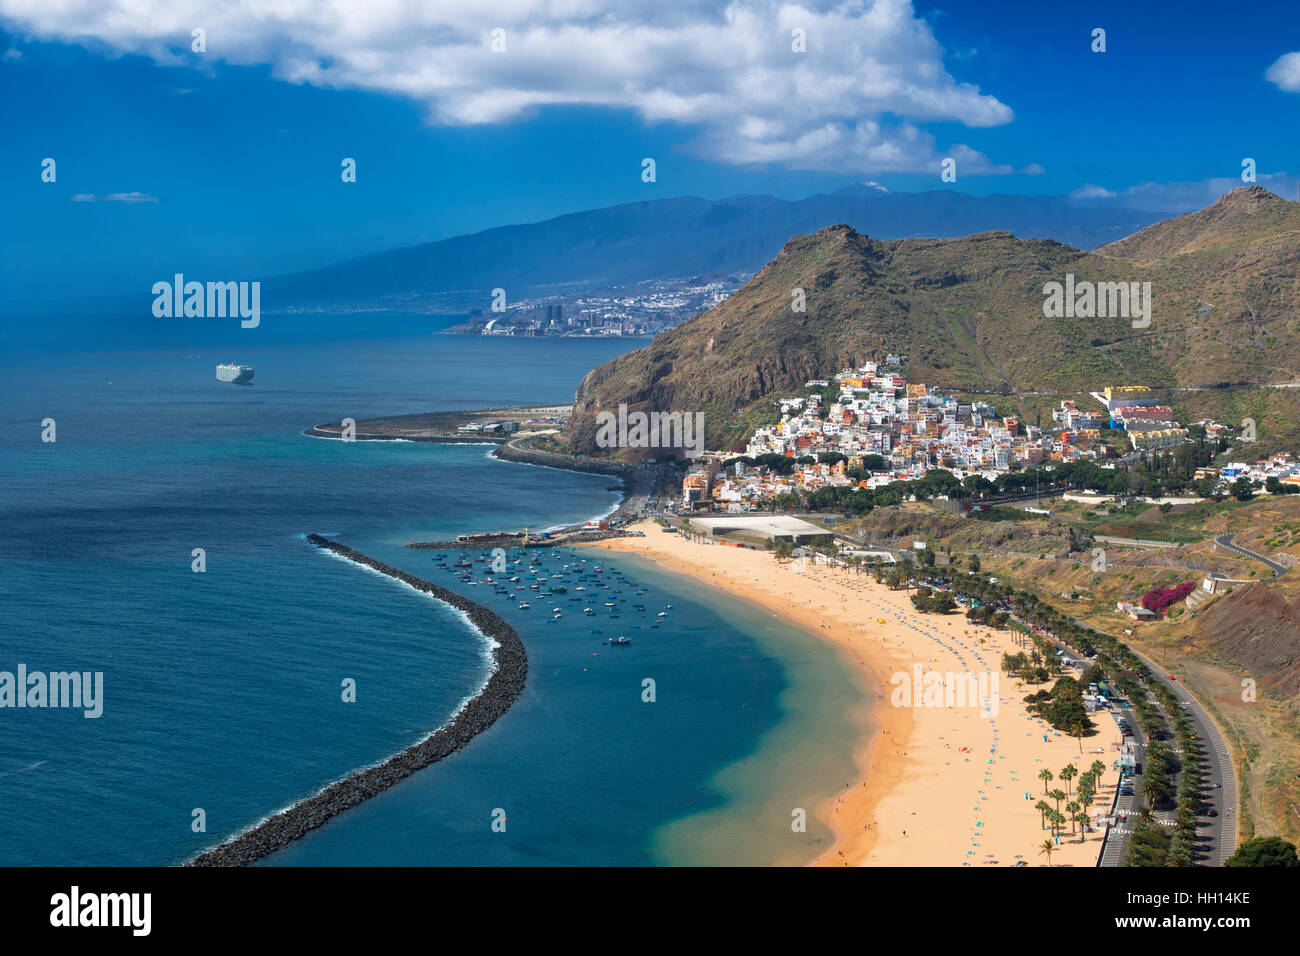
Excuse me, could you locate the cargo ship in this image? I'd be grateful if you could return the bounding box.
[216,363,254,385]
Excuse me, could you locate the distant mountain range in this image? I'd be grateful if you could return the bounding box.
[264,185,1168,311]
[567,186,1300,453]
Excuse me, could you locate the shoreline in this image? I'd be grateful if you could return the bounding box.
[592,522,1120,867]
[187,535,527,867]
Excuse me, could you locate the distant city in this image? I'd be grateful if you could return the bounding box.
[448,275,748,337]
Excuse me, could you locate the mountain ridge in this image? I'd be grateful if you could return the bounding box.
[262,188,1168,311]
[567,187,1300,454]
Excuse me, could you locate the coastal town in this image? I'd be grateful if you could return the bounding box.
[673,364,1295,513]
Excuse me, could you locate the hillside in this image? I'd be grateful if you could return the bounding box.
[1095,185,1300,261]
[568,188,1300,454]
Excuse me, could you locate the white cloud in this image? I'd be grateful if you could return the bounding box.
[1266,51,1300,92]
[1069,173,1299,212]
[0,0,1016,174]
[1069,183,1116,200]
[69,192,160,203]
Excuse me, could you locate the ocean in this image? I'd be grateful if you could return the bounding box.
[0,312,863,866]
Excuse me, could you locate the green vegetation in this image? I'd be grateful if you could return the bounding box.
[909,587,956,614]
[1019,676,1095,735]
[1224,836,1300,867]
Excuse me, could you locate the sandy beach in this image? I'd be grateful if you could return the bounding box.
[593,521,1121,867]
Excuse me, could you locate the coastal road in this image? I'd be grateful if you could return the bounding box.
[1127,647,1239,866]
[1051,618,1237,866]
[1213,532,1288,576]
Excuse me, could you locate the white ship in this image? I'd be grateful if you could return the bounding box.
[216,363,254,385]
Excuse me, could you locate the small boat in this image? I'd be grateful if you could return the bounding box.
[518,603,530,609]
[608,635,632,646]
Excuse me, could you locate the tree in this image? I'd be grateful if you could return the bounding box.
[1225,837,1300,867]
[967,553,981,572]
[1070,720,1087,754]
[1048,809,1067,839]
[1049,789,1067,816]
[1140,775,1163,809]
[1039,838,1056,866]
[1231,476,1254,501]
[1065,801,1080,833]
[1034,800,1051,829]
[1039,768,1054,794]
[1059,764,1078,796]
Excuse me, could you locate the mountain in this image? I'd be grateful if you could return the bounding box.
[567,187,1300,454]
[1095,185,1300,261]
[263,188,1166,311]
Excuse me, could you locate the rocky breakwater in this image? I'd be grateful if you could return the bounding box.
[187,534,527,867]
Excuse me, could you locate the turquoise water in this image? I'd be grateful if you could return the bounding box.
[0,314,863,865]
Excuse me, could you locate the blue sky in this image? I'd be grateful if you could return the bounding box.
[1,0,1297,302]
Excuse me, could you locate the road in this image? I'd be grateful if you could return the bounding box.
[1097,703,1148,867]
[1126,647,1239,866]
[1093,534,1183,550]
[1053,620,1237,866]
[1213,532,1289,576]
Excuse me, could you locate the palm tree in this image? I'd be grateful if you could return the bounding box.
[1076,811,1091,843]
[1090,759,1106,781]
[1039,838,1056,866]
[1140,776,1162,810]
[1065,801,1081,834]
[1039,768,1054,794]
[1049,809,1067,839]
[1034,800,1051,830]
[1059,764,1078,797]
[1069,721,1086,754]
[1049,788,1067,814]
